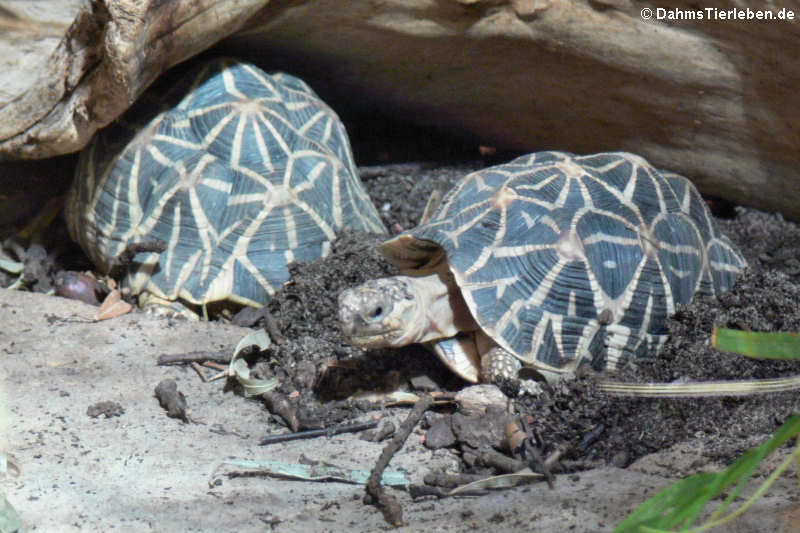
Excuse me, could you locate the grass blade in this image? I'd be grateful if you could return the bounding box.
[615,414,800,532]
[598,375,800,397]
[712,327,800,360]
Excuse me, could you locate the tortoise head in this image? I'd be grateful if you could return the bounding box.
[338,277,423,348]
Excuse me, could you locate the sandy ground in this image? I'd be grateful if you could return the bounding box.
[1,16,799,527]
[0,160,798,531]
[2,288,799,532]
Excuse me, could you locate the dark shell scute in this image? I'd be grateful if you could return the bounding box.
[577,211,643,301]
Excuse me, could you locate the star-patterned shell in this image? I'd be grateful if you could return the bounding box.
[382,151,745,373]
[67,59,386,307]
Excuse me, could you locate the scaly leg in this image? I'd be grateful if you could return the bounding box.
[480,346,552,397]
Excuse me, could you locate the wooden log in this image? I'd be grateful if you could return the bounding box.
[225,0,800,219]
[0,0,269,158]
[1,0,799,220]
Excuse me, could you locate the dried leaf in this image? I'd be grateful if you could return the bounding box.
[0,258,22,274]
[445,471,543,496]
[94,289,133,321]
[227,330,278,396]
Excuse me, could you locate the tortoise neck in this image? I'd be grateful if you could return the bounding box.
[399,272,478,345]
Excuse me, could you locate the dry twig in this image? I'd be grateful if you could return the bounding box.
[157,351,231,365]
[365,394,433,526]
[259,420,378,445]
[261,391,300,432]
[190,362,209,382]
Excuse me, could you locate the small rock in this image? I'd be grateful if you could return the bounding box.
[424,416,457,449]
[86,401,124,418]
[154,379,189,422]
[361,419,396,442]
[409,374,439,392]
[420,411,438,429]
[451,408,508,450]
[230,306,263,327]
[455,384,510,416]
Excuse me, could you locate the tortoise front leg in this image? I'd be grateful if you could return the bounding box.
[480,346,557,397]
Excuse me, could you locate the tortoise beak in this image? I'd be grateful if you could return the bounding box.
[338,284,399,347]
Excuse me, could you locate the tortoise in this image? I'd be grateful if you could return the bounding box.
[339,151,746,393]
[66,58,386,310]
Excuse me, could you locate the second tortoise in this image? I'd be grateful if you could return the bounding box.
[67,58,385,311]
[339,151,746,394]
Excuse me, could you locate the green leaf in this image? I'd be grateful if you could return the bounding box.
[712,327,800,360]
[614,413,800,532]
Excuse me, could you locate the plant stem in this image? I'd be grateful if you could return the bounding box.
[690,445,800,533]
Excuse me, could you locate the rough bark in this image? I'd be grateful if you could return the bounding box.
[225,0,800,219]
[1,0,799,220]
[0,0,269,158]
